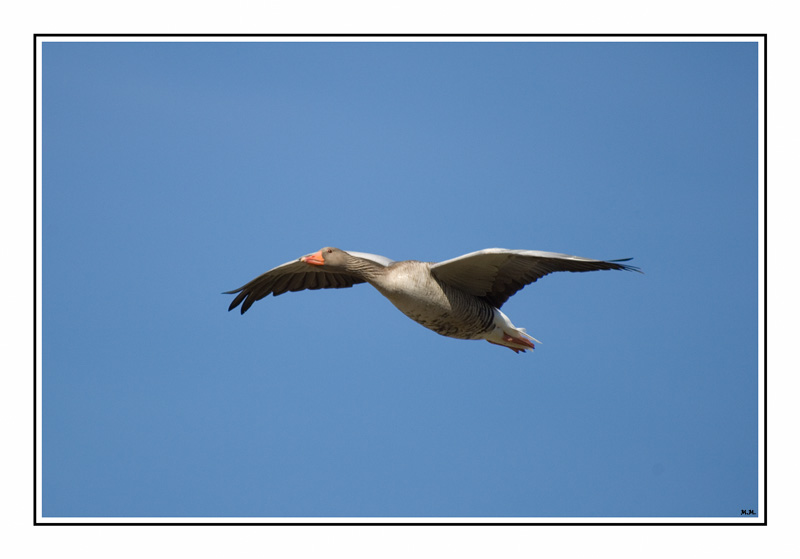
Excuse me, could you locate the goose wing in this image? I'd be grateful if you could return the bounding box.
[225,250,394,314]
[430,248,641,308]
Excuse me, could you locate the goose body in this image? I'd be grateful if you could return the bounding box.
[225,247,641,353]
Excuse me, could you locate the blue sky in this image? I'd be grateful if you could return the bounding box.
[41,39,760,519]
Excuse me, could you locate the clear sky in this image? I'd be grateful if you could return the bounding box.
[41,39,759,519]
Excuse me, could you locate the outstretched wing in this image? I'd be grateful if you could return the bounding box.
[430,248,641,308]
[225,251,394,314]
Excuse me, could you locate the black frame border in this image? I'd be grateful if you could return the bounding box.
[33,33,767,527]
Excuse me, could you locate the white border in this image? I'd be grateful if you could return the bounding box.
[37,35,761,43]
[757,32,766,526]
[36,35,44,524]
[34,34,765,525]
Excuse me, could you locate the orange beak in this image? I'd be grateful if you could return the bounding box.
[300,250,325,266]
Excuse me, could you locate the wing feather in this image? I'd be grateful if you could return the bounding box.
[225,250,393,314]
[430,248,641,308]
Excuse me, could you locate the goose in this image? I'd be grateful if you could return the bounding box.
[225,247,641,353]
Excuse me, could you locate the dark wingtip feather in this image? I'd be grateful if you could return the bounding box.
[240,297,255,314]
[224,289,247,313]
[609,259,643,274]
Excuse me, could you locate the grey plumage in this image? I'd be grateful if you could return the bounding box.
[225,247,641,353]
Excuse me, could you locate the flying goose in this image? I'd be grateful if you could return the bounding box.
[225,247,640,353]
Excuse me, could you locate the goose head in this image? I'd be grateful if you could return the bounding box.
[300,247,352,270]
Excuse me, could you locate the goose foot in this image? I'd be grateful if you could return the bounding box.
[487,333,535,353]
